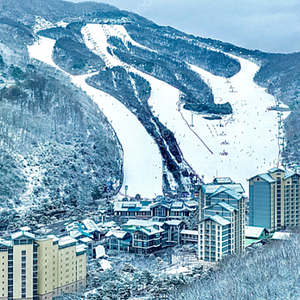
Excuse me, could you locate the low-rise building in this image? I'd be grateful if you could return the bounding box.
[245,226,270,247]
[105,230,131,252]
[180,230,198,244]
[113,201,152,219]
[131,225,167,255]
[164,220,186,245]
[122,219,186,246]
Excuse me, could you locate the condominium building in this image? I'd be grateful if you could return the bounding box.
[199,215,231,262]
[0,230,87,300]
[248,167,300,231]
[198,177,245,261]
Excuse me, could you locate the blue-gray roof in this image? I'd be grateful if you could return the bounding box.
[114,201,151,212]
[0,238,13,247]
[210,187,242,200]
[217,201,238,212]
[283,171,298,180]
[185,200,198,207]
[268,167,284,173]
[204,202,238,212]
[213,177,233,184]
[135,225,164,236]
[259,174,276,183]
[11,231,35,240]
[204,215,231,226]
[201,183,244,195]
[248,173,276,183]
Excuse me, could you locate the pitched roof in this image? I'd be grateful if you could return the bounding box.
[217,201,238,212]
[47,235,59,243]
[210,187,242,200]
[100,259,112,270]
[201,183,244,195]
[283,171,299,180]
[213,177,233,184]
[95,245,106,259]
[150,202,170,209]
[271,232,291,240]
[200,215,231,226]
[19,226,32,232]
[171,202,184,209]
[11,231,35,240]
[268,167,285,173]
[0,238,13,247]
[65,222,83,232]
[97,221,118,228]
[105,230,128,239]
[59,236,77,247]
[69,229,93,239]
[79,237,93,243]
[245,226,268,239]
[247,173,276,183]
[82,219,98,232]
[184,200,198,207]
[135,225,164,236]
[76,243,88,255]
[165,220,185,226]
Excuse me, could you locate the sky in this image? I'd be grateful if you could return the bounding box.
[69,0,300,53]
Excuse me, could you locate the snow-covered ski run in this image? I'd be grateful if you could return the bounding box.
[28,36,163,199]
[29,24,288,197]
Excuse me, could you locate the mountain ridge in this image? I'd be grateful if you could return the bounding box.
[0,0,299,226]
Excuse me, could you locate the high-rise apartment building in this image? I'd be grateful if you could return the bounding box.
[198,177,245,262]
[248,167,300,231]
[0,230,87,300]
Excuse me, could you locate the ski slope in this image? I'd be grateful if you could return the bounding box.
[147,55,285,195]
[28,36,163,199]
[103,25,286,195]
[29,24,287,198]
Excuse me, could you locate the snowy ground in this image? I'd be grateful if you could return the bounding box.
[28,36,163,199]
[28,24,288,198]
[147,56,284,195]
[185,58,289,194]
[104,25,288,195]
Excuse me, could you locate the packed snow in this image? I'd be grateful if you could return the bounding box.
[28,36,163,199]
[105,25,287,195]
[146,57,282,195]
[28,23,287,198]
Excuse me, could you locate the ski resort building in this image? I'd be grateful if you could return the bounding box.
[198,177,246,262]
[0,230,87,300]
[248,168,300,231]
[112,200,197,221]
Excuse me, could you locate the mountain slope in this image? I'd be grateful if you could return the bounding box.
[0,0,299,216]
[0,2,123,219]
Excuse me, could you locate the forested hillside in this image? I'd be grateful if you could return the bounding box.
[0,2,123,221]
[0,0,299,212]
